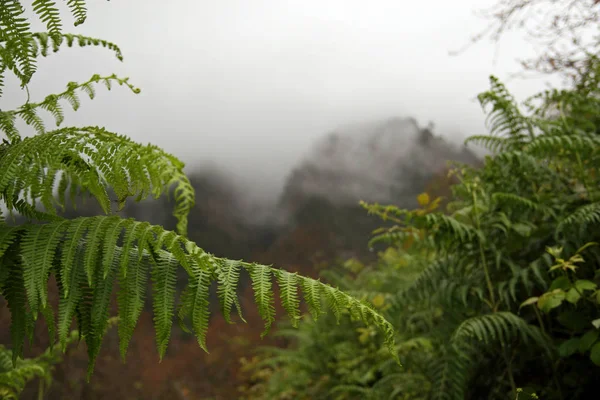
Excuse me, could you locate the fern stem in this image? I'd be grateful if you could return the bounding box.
[37,377,44,400]
[502,346,517,398]
[574,152,594,202]
[532,306,546,335]
[471,187,496,308]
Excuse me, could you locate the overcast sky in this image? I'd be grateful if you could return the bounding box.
[8,0,561,200]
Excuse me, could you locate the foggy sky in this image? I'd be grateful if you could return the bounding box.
[6,0,561,201]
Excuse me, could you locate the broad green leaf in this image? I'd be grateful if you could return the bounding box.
[590,342,600,366]
[558,337,580,358]
[575,280,597,292]
[578,330,599,353]
[537,290,566,313]
[519,297,539,309]
[565,288,581,304]
[549,276,571,291]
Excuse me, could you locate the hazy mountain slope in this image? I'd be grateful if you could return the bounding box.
[271,117,480,267]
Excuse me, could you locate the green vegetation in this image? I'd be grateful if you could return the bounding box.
[0,318,118,400]
[240,54,600,400]
[0,2,397,397]
[240,3,600,397]
[2,1,599,399]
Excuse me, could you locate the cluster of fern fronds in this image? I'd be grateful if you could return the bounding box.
[0,1,398,397]
[243,58,600,400]
[0,318,118,400]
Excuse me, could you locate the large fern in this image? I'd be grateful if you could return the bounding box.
[0,0,399,392]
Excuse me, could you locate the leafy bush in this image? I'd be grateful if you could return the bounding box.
[244,59,600,399]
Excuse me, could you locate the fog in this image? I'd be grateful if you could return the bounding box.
[6,0,561,203]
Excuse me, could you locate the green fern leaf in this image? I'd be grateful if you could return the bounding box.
[150,248,178,361]
[216,259,245,324]
[116,245,149,360]
[275,269,301,328]
[32,0,62,36]
[65,0,87,26]
[246,263,276,338]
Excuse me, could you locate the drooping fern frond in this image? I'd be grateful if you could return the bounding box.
[452,312,552,355]
[424,213,480,245]
[428,342,474,400]
[0,216,400,377]
[0,0,401,396]
[65,0,87,27]
[524,133,600,158]
[556,202,600,237]
[491,192,544,213]
[31,32,123,60]
[0,125,194,234]
[464,134,514,153]
[32,0,62,36]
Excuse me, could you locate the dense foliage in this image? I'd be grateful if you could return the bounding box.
[0,2,397,397]
[242,61,600,399]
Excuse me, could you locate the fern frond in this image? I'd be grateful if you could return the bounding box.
[117,241,149,359]
[491,192,544,213]
[177,264,212,352]
[0,216,400,372]
[65,0,87,26]
[452,312,551,354]
[300,276,324,321]
[391,258,453,307]
[464,134,514,153]
[247,263,276,338]
[216,259,245,324]
[478,75,534,143]
[150,246,179,361]
[0,125,194,235]
[275,269,301,328]
[32,0,62,36]
[497,257,549,307]
[0,242,33,365]
[524,133,600,158]
[0,0,36,88]
[556,202,600,236]
[424,213,479,244]
[0,348,48,398]
[0,320,112,399]
[429,343,473,400]
[0,74,139,141]
[27,32,123,69]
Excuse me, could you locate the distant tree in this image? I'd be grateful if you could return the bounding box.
[456,0,600,82]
